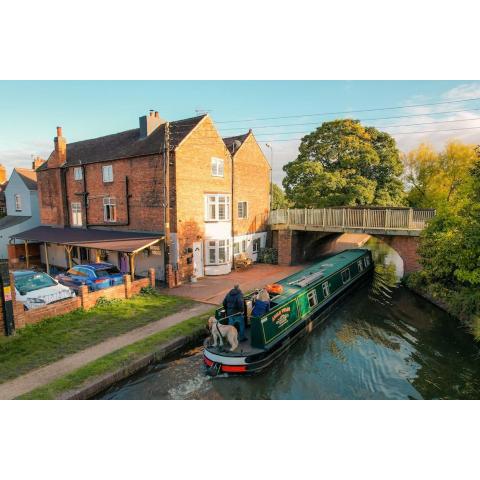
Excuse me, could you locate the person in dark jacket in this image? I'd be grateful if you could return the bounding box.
[223,284,247,342]
[251,288,271,317]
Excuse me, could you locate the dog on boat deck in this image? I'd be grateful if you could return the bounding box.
[208,316,239,352]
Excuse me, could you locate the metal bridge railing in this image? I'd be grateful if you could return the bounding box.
[268,207,435,231]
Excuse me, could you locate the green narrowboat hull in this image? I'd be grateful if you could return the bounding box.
[203,249,374,375]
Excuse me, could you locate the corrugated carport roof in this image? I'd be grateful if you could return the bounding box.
[11,226,163,253]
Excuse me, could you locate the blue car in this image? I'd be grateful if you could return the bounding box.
[57,263,124,292]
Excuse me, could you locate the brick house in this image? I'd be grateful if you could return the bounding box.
[13,111,270,284]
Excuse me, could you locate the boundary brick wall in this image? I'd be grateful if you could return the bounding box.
[1,268,156,335]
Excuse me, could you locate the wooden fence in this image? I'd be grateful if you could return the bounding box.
[269,208,435,232]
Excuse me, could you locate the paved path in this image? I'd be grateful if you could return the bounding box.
[162,264,305,305]
[0,302,213,400]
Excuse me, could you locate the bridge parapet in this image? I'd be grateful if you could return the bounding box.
[269,207,435,236]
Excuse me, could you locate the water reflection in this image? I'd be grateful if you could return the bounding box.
[99,239,480,400]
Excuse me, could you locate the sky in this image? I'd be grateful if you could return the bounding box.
[1,80,480,184]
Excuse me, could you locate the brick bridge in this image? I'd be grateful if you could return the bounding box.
[269,207,435,275]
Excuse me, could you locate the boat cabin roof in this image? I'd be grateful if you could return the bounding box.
[269,249,369,308]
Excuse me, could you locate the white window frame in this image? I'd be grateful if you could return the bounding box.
[364,256,370,267]
[205,239,230,265]
[102,165,113,183]
[322,281,330,298]
[341,268,351,284]
[103,196,117,222]
[241,239,247,253]
[233,242,240,255]
[211,157,224,177]
[357,260,364,272]
[252,237,261,253]
[307,289,318,308]
[71,202,82,227]
[14,194,22,211]
[74,167,83,181]
[204,194,231,221]
[237,201,248,219]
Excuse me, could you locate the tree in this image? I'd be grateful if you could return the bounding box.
[282,119,405,207]
[419,157,480,287]
[271,183,291,209]
[404,141,477,208]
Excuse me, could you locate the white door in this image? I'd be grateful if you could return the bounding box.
[193,241,204,277]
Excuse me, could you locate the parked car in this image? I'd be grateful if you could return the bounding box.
[13,270,76,310]
[56,263,124,292]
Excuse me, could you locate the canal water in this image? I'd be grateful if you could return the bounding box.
[99,238,480,400]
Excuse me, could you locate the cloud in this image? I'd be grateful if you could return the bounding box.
[380,82,480,152]
[0,140,51,176]
[257,83,480,186]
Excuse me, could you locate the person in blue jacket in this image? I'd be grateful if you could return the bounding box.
[223,284,247,342]
[252,288,271,317]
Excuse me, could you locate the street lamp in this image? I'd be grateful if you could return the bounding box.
[265,143,273,212]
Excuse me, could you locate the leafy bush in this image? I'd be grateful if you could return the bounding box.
[140,286,159,296]
[257,247,278,264]
[95,296,123,307]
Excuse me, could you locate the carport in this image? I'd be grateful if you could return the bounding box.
[10,226,164,277]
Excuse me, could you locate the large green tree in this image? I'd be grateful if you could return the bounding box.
[282,119,405,207]
[271,183,291,209]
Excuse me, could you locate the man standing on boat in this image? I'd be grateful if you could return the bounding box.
[223,284,247,342]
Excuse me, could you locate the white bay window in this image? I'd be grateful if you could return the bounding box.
[206,239,230,265]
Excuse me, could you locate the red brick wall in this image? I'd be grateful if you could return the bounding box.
[232,133,270,236]
[37,168,67,227]
[174,116,232,281]
[377,235,421,274]
[1,271,156,333]
[64,154,166,232]
[277,230,293,265]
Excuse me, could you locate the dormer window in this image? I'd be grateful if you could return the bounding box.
[14,194,22,211]
[211,157,224,177]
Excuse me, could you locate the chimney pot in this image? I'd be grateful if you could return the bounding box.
[149,110,154,117]
[154,111,159,118]
[56,126,63,137]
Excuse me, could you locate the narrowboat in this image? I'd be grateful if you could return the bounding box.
[203,248,374,375]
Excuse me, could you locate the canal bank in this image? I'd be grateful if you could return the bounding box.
[13,304,214,400]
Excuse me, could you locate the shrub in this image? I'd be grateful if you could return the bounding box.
[257,247,278,264]
[140,286,159,296]
[95,296,123,307]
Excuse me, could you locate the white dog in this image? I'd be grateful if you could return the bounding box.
[208,316,239,351]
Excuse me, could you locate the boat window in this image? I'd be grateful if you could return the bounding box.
[364,256,370,267]
[341,268,351,284]
[357,260,364,271]
[307,290,318,308]
[322,282,330,298]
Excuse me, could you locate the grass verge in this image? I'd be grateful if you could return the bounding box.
[18,309,214,399]
[0,292,194,384]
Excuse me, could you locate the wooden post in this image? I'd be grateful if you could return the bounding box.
[95,249,100,262]
[341,209,345,228]
[65,245,73,269]
[385,209,390,229]
[24,241,29,268]
[44,242,50,275]
[129,252,136,279]
[408,208,413,229]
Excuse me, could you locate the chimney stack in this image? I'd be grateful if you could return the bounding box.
[32,156,46,171]
[0,164,6,185]
[49,126,67,167]
[139,110,165,138]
